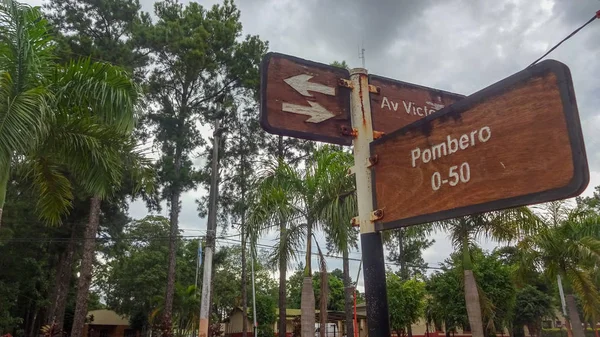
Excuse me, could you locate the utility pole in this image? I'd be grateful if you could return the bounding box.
[194,238,202,337]
[250,242,258,337]
[353,260,362,337]
[199,99,223,337]
[195,237,202,289]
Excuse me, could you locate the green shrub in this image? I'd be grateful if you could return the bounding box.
[541,328,595,337]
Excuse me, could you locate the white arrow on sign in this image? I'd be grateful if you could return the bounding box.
[284,74,336,97]
[282,101,335,123]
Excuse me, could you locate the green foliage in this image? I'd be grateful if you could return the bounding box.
[330,269,344,280]
[257,325,274,337]
[541,329,595,337]
[330,60,349,69]
[472,248,516,334]
[286,267,345,311]
[103,216,176,319]
[313,272,345,311]
[387,274,426,336]
[326,276,345,311]
[44,0,151,77]
[0,0,150,227]
[250,292,277,332]
[426,266,467,332]
[517,203,600,321]
[0,0,53,159]
[287,267,304,309]
[513,285,555,337]
[0,174,74,334]
[385,225,435,278]
[426,248,516,336]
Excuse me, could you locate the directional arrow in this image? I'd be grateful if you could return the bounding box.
[282,101,335,123]
[284,74,336,97]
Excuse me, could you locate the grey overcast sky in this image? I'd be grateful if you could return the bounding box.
[27,0,600,289]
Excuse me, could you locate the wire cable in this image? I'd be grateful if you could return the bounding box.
[528,10,600,68]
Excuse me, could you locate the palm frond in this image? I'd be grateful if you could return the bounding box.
[0,72,49,157]
[0,0,56,84]
[0,0,53,160]
[566,267,600,321]
[575,237,600,264]
[119,138,157,197]
[267,222,305,270]
[28,155,73,225]
[52,57,140,134]
[40,115,126,198]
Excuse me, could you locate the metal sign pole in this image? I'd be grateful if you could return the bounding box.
[348,68,391,337]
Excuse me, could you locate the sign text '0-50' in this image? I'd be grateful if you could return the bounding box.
[370,59,589,231]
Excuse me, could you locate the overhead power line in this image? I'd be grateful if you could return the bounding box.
[528,9,600,67]
[1,230,444,271]
[214,236,443,271]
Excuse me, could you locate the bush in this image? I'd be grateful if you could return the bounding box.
[541,328,595,337]
[257,325,273,337]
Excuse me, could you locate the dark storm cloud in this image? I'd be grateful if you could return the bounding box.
[300,0,435,55]
[129,0,600,268]
[25,0,600,272]
[553,1,600,25]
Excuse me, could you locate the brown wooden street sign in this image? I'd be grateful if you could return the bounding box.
[259,52,466,145]
[260,52,353,145]
[370,59,589,231]
[369,75,465,135]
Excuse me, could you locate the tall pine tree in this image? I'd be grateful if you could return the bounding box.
[140,0,267,330]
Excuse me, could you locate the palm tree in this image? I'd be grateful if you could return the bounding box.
[433,207,539,337]
[151,284,201,337]
[0,0,53,227]
[1,2,153,336]
[248,145,355,337]
[320,149,358,337]
[247,154,305,337]
[518,204,600,337]
[0,0,147,226]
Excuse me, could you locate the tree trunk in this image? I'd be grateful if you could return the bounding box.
[29,308,39,337]
[398,230,406,279]
[164,148,182,327]
[342,249,354,337]
[164,188,180,320]
[241,227,248,337]
[566,294,585,337]
[301,223,314,337]
[277,135,287,337]
[70,196,102,337]
[402,233,410,337]
[565,319,574,337]
[526,323,538,337]
[301,277,316,337]
[278,222,287,337]
[0,159,9,229]
[239,122,248,337]
[319,271,327,337]
[47,223,77,331]
[463,270,484,337]
[25,302,32,337]
[462,238,484,337]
